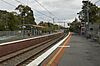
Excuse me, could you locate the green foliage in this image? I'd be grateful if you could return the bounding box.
[69,18,81,33]
[16,5,36,25]
[38,21,59,32]
[0,5,36,31]
[0,10,21,31]
[79,1,100,24]
[7,13,19,30]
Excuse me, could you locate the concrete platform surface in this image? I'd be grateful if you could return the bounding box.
[58,35,100,66]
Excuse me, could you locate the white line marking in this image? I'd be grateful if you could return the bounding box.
[26,32,71,66]
[58,45,70,48]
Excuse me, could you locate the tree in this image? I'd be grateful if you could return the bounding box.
[0,10,19,30]
[16,5,36,25]
[38,21,59,32]
[79,1,100,24]
[7,12,20,30]
[0,10,23,30]
[69,18,81,33]
[0,5,37,31]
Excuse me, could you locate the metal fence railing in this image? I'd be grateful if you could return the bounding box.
[0,30,62,43]
[0,30,43,43]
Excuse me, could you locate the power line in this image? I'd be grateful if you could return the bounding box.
[35,15,51,22]
[32,8,53,19]
[14,0,53,19]
[15,0,23,4]
[1,0,16,7]
[1,0,54,21]
[34,0,56,17]
[1,0,65,22]
[33,9,54,23]
[33,0,65,21]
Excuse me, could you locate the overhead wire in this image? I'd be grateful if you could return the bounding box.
[1,0,54,21]
[35,15,51,22]
[15,0,23,4]
[1,0,16,7]
[32,8,53,19]
[1,0,65,26]
[14,0,53,19]
[34,0,56,17]
[33,0,67,22]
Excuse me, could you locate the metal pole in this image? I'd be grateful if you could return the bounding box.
[85,0,89,37]
[22,16,24,38]
[52,18,55,32]
[64,22,65,28]
[87,0,89,24]
[53,18,55,23]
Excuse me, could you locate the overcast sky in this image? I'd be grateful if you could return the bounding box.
[0,0,100,27]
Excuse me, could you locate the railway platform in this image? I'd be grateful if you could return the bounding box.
[41,34,100,66]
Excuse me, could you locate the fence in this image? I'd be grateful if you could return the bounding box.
[87,23,100,44]
[0,30,44,43]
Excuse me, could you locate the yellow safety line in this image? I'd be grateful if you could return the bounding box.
[47,35,71,66]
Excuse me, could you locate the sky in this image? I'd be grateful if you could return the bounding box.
[0,0,100,27]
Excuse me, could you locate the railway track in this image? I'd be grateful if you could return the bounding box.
[17,35,64,66]
[0,32,64,66]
